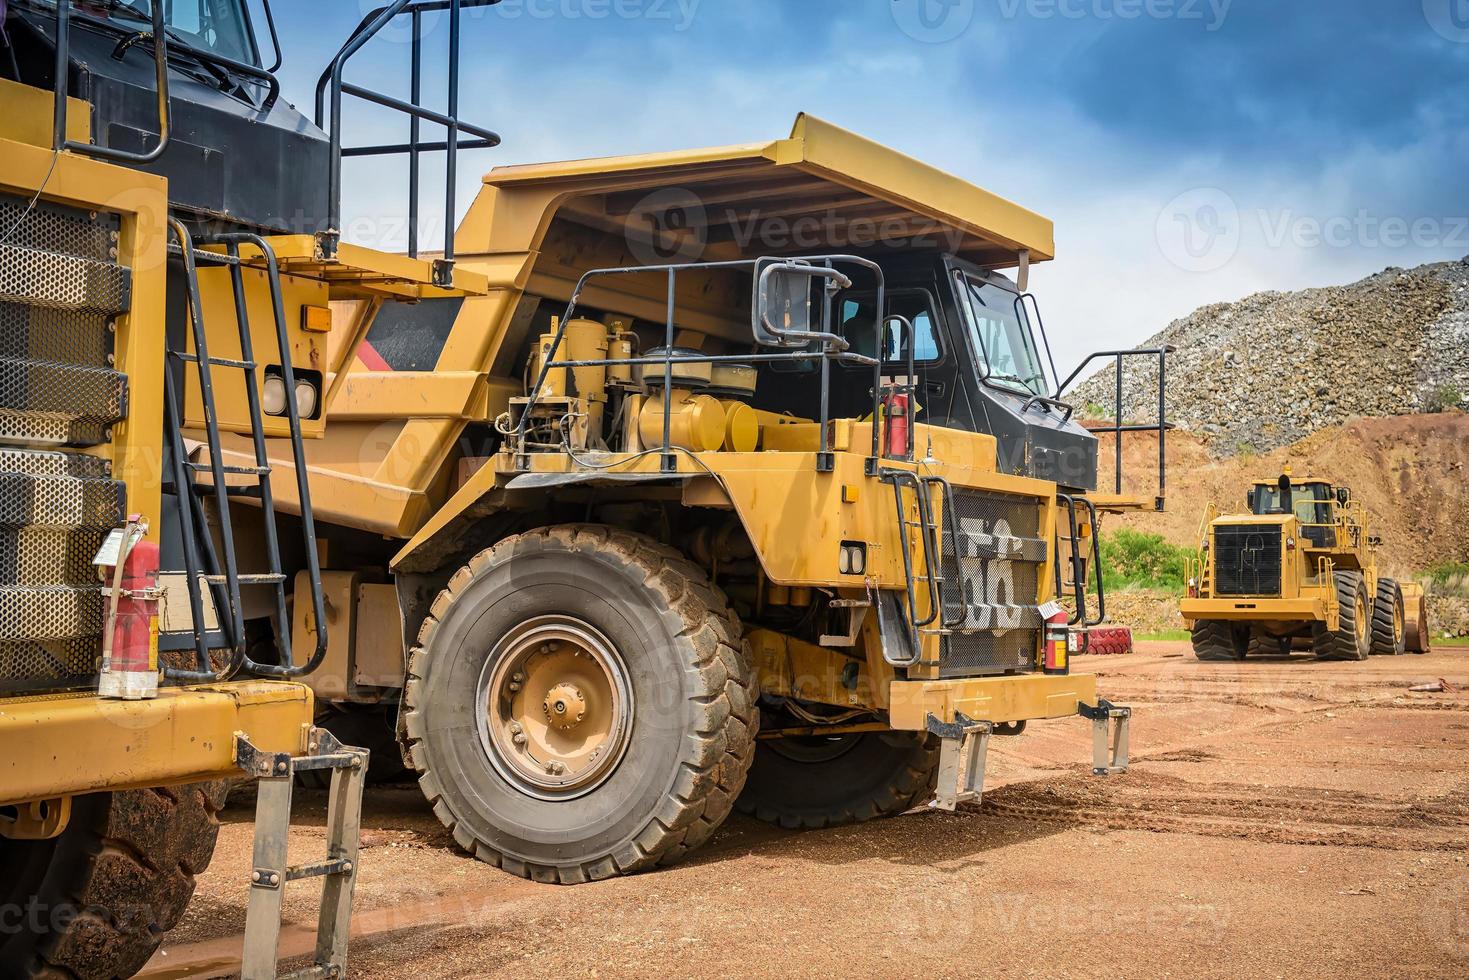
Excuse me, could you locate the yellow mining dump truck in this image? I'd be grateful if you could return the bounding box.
[232,112,1179,885]
[1181,473,1428,660]
[0,1,498,976]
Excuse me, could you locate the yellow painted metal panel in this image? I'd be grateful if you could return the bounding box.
[0,682,313,807]
[888,672,1097,730]
[1179,597,1327,622]
[0,78,91,147]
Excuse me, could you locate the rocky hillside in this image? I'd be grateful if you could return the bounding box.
[1070,256,1469,455]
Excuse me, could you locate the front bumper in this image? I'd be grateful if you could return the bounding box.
[0,681,314,807]
[1180,597,1326,624]
[888,671,1098,730]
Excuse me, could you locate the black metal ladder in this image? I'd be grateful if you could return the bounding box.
[162,221,328,681]
[1054,494,1106,629]
[879,470,967,665]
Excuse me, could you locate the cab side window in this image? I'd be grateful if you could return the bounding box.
[839,289,942,365]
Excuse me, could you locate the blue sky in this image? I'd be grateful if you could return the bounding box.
[264,0,1469,359]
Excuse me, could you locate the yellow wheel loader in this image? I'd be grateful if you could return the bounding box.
[1181,473,1428,661]
[0,1,498,975]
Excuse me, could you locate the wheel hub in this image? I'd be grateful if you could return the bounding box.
[543,682,587,731]
[477,616,633,799]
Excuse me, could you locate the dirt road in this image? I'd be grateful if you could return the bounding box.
[143,645,1469,979]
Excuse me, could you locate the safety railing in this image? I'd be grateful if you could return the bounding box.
[1056,347,1175,510]
[314,0,502,285]
[511,254,890,473]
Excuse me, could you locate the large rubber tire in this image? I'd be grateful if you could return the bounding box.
[1312,570,1371,661]
[1191,620,1247,661]
[403,525,758,884]
[0,783,226,979]
[1369,578,1406,656]
[736,731,939,829]
[1247,629,1287,658]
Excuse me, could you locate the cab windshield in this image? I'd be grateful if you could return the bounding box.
[957,274,1050,396]
[60,0,258,65]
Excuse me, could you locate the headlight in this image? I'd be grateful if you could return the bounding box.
[262,375,289,417]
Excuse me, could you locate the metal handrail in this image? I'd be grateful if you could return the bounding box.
[513,254,887,473]
[52,0,172,163]
[1057,346,1174,505]
[314,0,502,280]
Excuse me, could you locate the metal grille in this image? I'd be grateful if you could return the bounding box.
[939,488,1045,677]
[1213,524,1283,596]
[0,242,131,314]
[0,189,129,694]
[0,302,111,365]
[0,360,127,445]
[0,194,119,262]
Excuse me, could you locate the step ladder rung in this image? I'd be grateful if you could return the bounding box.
[175,351,257,369]
[187,461,271,475]
[204,573,286,585]
[287,858,354,883]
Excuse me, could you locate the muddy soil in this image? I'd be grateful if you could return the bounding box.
[143,646,1469,979]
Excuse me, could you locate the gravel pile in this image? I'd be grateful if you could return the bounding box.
[1069,256,1469,455]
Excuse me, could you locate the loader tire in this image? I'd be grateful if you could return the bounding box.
[1369,578,1406,656]
[735,731,939,828]
[1312,571,1371,661]
[0,782,226,980]
[1247,630,1286,658]
[1190,620,1247,661]
[403,525,758,884]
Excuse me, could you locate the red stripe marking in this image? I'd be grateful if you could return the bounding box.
[357,340,392,372]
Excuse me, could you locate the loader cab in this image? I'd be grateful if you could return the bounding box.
[1249,479,1337,547]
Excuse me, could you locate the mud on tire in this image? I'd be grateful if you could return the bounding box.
[736,730,939,829]
[403,525,758,884]
[0,782,227,980]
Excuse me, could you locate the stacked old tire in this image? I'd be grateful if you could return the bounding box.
[1083,626,1133,656]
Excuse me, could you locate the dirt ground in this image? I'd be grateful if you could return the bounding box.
[142,645,1469,979]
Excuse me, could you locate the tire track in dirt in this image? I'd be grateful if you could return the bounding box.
[978,769,1469,852]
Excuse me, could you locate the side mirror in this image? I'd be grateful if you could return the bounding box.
[1246,489,1256,510]
[1336,487,1349,506]
[753,259,851,348]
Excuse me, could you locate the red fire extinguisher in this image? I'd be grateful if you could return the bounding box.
[98,518,160,700]
[883,390,911,458]
[1043,606,1071,675]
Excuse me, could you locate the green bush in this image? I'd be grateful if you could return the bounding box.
[1426,384,1462,413]
[1098,529,1193,593]
[1422,561,1469,597]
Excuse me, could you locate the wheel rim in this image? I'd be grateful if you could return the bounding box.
[476,615,634,801]
[1354,591,1369,646]
[1394,597,1405,644]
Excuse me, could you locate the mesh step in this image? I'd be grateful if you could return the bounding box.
[0,584,104,642]
[0,471,124,530]
[0,242,131,316]
[0,358,127,446]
